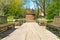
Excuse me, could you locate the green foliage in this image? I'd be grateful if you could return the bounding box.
[7,16,14,22]
[0,16,7,24]
[46,0,60,19]
[47,19,53,23]
[2,0,25,19]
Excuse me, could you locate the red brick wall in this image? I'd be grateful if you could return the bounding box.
[26,15,34,21]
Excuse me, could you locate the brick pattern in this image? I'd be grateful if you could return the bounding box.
[26,15,34,22]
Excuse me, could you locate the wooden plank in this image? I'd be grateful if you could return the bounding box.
[2,22,58,40]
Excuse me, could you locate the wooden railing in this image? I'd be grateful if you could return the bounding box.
[0,23,15,33]
[46,16,60,31]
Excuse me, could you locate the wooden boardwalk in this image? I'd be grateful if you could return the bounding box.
[2,22,58,40]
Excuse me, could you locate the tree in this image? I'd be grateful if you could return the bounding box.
[46,0,60,19]
[3,0,24,18]
[0,0,4,15]
[31,0,51,18]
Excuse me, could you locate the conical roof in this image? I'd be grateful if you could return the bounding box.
[26,10,35,15]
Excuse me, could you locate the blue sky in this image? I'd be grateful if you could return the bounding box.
[23,0,52,9]
[29,0,35,9]
[23,0,35,9]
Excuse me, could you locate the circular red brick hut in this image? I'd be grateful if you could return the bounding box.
[26,10,35,22]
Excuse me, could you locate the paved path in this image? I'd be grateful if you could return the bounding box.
[2,22,58,40]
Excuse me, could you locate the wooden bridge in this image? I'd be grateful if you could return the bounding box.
[2,22,58,40]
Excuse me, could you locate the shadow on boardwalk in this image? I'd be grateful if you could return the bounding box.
[47,28,60,37]
[0,28,17,39]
